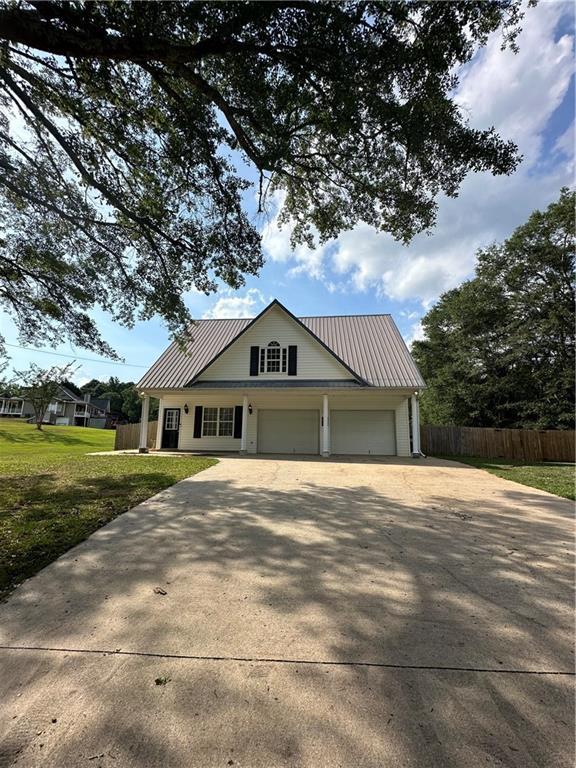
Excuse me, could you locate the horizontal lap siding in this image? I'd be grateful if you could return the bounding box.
[394,398,410,457]
[199,306,350,381]
[159,394,241,451]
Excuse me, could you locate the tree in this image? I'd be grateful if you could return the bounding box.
[121,387,142,423]
[80,378,107,397]
[60,378,82,397]
[99,390,123,414]
[0,1,525,357]
[412,189,575,430]
[13,362,76,430]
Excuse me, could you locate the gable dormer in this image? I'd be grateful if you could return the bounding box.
[197,302,353,382]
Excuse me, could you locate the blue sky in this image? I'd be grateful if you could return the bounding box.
[2,0,574,386]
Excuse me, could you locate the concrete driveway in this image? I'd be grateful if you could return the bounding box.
[0,456,573,768]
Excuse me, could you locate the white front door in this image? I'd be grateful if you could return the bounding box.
[257,410,319,454]
[331,410,396,455]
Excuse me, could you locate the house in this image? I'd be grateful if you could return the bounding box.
[137,300,425,457]
[0,385,111,428]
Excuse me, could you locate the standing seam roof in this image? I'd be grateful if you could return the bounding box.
[137,313,425,389]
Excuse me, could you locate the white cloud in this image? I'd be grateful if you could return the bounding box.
[259,1,574,309]
[202,288,270,319]
[406,321,426,346]
[456,2,573,164]
[261,191,328,279]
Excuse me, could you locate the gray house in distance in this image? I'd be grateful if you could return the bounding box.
[0,385,110,428]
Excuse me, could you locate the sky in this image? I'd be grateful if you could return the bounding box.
[2,0,574,386]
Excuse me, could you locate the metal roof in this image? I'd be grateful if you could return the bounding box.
[301,314,425,388]
[138,302,425,390]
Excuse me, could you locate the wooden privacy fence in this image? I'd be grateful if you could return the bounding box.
[114,420,158,451]
[420,425,575,463]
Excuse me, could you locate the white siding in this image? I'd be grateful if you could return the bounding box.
[158,393,242,451]
[157,390,412,456]
[395,397,410,457]
[198,305,350,381]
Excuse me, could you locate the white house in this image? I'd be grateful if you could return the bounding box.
[137,299,425,457]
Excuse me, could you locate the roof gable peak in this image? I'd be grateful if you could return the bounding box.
[188,299,366,385]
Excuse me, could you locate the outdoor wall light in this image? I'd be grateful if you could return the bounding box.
[248,403,253,415]
[184,403,189,414]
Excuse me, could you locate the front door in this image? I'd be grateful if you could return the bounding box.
[161,408,180,449]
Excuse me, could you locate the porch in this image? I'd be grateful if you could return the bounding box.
[137,388,422,458]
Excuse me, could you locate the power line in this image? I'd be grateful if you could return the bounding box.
[4,343,149,368]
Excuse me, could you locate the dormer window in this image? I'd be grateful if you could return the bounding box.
[260,341,287,373]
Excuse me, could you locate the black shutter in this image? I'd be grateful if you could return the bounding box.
[288,345,297,376]
[193,405,203,438]
[233,405,243,439]
[249,346,259,376]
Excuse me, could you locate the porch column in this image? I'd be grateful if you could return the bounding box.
[411,394,421,456]
[139,395,150,453]
[322,394,330,456]
[240,395,248,452]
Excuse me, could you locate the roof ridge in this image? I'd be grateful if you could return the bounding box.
[300,313,392,318]
[193,313,392,321]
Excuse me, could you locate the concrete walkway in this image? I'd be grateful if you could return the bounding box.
[0,456,573,767]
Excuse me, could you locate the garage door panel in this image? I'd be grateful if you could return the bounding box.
[258,410,319,454]
[331,410,396,455]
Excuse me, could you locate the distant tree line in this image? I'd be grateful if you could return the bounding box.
[412,189,575,430]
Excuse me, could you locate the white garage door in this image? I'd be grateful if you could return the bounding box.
[258,410,319,454]
[331,410,396,455]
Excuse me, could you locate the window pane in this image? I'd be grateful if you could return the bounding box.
[218,407,234,436]
[282,348,287,372]
[165,409,180,430]
[267,346,280,372]
[203,407,218,436]
[260,348,265,373]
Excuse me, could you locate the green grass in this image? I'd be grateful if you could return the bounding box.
[0,419,216,598]
[445,455,575,500]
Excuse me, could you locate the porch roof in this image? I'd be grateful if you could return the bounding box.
[186,379,364,389]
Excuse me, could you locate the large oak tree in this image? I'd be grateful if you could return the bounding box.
[0,1,526,356]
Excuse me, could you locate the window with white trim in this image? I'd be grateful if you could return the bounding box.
[260,341,287,373]
[203,407,234,437]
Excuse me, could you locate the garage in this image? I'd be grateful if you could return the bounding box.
[330,410,396,455]
[258,410,319,454]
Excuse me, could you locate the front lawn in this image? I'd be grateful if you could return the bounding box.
[448,455,574,500]
[0,419,216,598]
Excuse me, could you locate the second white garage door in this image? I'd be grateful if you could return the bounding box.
[331,410,396,455]
[258,410,319,454]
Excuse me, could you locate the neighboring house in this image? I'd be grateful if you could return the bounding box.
[137,299,425,457]
[0,386,111,428]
